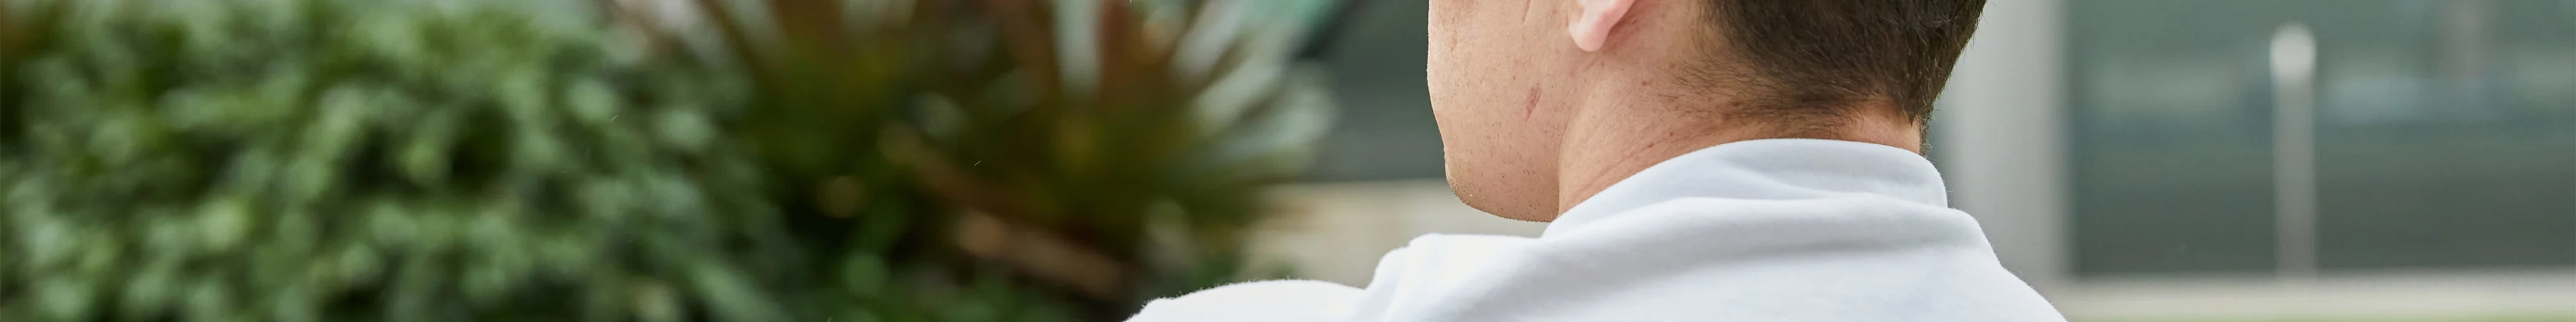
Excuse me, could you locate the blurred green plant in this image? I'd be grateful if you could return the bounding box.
[0,0,1337,320]
[0,0,801,320]
[669,0,1336,319]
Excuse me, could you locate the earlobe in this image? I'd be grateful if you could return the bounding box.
[1568,0,1635,52]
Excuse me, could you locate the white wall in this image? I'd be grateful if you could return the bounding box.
[1933,0,2073,291]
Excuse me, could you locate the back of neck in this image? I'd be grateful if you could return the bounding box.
[1551,92,1923,215]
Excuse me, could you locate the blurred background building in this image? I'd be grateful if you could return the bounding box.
[1265,0,2576,321]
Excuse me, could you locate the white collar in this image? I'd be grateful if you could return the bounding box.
[1546,138,1949,237]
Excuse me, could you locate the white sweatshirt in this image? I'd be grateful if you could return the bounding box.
[1127,139,2066,321]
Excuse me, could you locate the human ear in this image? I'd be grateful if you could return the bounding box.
[1568,0,1635,52]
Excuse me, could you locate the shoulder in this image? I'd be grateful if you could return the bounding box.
[1124,280,1362,322]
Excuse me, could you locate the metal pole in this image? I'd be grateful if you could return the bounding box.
[2269,22,2320,279]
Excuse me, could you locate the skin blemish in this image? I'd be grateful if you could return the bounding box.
[1523,85,1544,121]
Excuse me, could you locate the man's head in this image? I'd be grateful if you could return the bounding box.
[1428,0,1985,221]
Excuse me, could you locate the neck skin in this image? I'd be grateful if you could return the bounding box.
[1548,77,1925,215]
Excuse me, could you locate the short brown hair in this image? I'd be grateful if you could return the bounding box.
[1684,0,1985,125]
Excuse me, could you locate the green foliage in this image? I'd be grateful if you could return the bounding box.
[0,0,799,320]
[0,0,1340,320]
[687,0,1336,313]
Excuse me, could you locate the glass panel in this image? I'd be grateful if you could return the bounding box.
[2312,0,2576,269]
[1306,0,1446,181]
[2069,0,2289,275]
[2070,0,2576,276]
